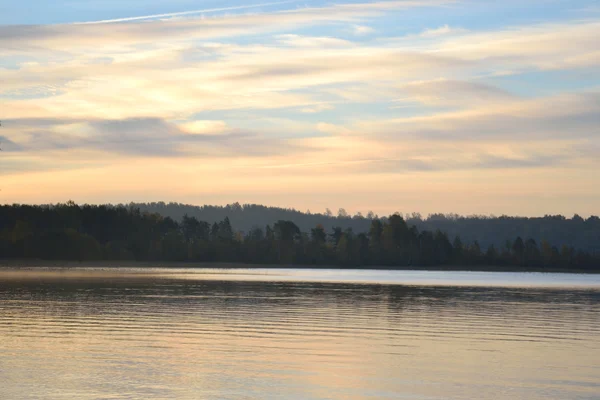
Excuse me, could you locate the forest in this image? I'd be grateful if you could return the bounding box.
[0,202,598,271]
[134,202,600,253]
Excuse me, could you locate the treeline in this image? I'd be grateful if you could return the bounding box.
[0,202,598,271]
[133,202,600,253]
[133,202,374,237]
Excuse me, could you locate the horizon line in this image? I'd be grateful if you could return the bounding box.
[2,201,596,220]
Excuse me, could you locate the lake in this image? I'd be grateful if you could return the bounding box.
[1,268,599,399]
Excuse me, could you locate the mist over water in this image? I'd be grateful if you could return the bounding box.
[1,268,599,399]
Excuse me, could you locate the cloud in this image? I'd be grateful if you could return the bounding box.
[353,25,375,36]
[236,136,583,176]
[342,153,565,175]
[0,117,307,161]
[356,91,600,141]
[276,34,353,48]
[216,49,466,92]
[474,154,567,169]
[0,1,454,52]
[1,45,470,125]
[316,122,354,136]
[3,16,597,127]
[419,24,467,37]
[0,135,23,152]
[433,20,600,70]
[180,120,229,135]
[300,104,335,113]
[395,78,517,106]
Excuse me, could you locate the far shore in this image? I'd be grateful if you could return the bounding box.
[0,259,597,274]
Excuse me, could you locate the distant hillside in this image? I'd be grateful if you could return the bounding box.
[131,202,600,253]
[408,214,600,254]
[132,202,374,235]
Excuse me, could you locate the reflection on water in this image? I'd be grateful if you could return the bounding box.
[0,268,599,400]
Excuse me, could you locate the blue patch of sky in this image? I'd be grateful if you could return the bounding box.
[339,0,597,38]
[0,0,319,25]
[163,0,599,47]
[3,0,593,26]
[442,0,596,28]
[0,92,62,101]
[0,60,25,70]
[3,0,595,48]
[0,86,65,100]
[188,99,443,135]
[484,68,600,98]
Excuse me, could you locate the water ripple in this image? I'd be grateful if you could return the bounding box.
[1,268,599,400]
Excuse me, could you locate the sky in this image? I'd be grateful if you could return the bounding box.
[1,0,599,217]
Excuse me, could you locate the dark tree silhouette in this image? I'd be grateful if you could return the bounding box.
[0,202,597,271]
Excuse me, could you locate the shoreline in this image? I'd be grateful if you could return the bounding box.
[0,259,598,274]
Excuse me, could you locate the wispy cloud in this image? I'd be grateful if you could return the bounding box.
[356,92,600,141]
[395,78,517,106]
[0,1,455,52]
[353,25,375,35]
[275,34,353,47]
[0,117,307,160]
[419,24,467,37]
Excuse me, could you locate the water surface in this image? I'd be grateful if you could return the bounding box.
[1,268,599,399]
